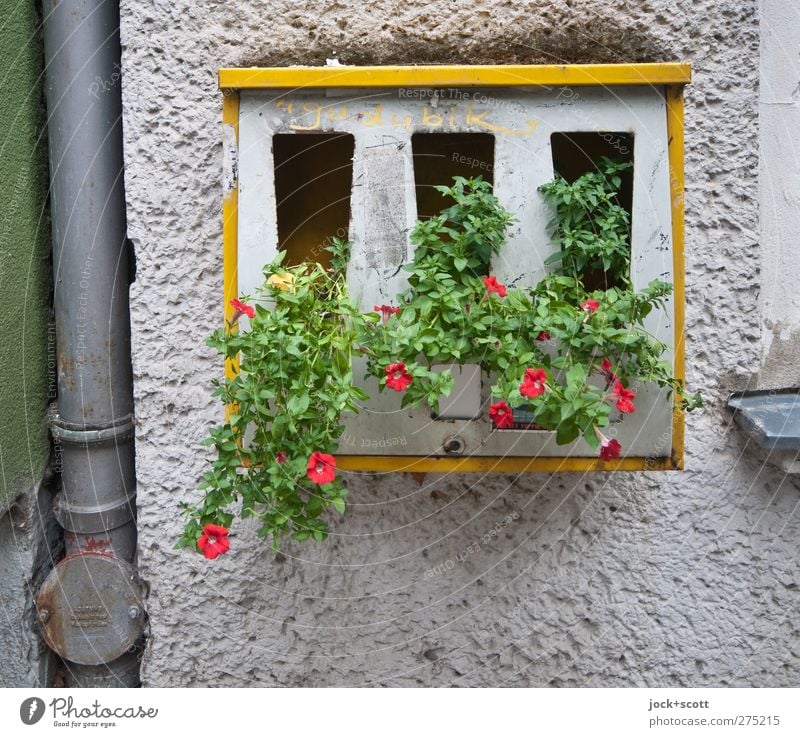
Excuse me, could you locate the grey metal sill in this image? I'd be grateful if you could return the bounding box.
[728,389,800,472]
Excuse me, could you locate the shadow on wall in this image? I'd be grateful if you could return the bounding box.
[240,17,675,67]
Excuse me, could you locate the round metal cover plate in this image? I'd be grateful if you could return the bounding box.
[36,553,144,666]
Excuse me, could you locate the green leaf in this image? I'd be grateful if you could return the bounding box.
[287,393,310,415]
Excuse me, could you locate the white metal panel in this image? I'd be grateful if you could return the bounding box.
[237,86,675,458]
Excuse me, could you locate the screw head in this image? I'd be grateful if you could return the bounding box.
[443,435,466,455]
[127,606,140,620]
[38,609,50,624]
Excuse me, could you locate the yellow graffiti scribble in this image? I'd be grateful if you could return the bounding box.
[357,105,383,127]
[289,102,324,130]
[327,106,349,122]
[422,106,444,128]
[466,104,538,135]
[391,114,412,131]
[273,99,538,135]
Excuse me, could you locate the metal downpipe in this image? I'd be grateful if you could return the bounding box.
[37,0,143,687]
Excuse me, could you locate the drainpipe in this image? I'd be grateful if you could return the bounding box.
[35,0,143,687]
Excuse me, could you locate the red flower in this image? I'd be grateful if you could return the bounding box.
[230,298,255,319]
[385,362,413,391]
[582,299,600,313]
[374,304,401,324]
[489,400,514,429]
[600,358,618,384]
[483,276,507,298]
[306,451,336,485]
[275,451,287,463]
[197,524,230,560]
[599,437,622,461]
[536,331,551,341]
[612,381,637,414]
[519,367,547,398]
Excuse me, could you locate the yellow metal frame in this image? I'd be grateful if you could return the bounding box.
[220,63,690,90]
[220,64,689,473]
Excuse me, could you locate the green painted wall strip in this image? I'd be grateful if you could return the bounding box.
[0,0,51,512]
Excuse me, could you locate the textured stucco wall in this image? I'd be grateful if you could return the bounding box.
[0,0,55,688]
[120,0,800,686]
[758,0,800,389]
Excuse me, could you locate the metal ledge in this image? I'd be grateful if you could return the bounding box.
[727,389,800,451]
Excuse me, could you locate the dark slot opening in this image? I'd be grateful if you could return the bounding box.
[550,132,634,290]
[411,133,495,220]
[273,132,355,268]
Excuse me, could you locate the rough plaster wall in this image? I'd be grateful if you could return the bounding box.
[120,0,800,686]
[758,0,800,389]
[0,487,60,687]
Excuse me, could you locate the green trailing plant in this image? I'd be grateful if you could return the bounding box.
[181,166,702,559]
[538,157,633,284]
[177,242,371,552]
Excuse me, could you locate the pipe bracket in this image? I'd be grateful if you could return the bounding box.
[50,413,135,445]
[53,491,136,535]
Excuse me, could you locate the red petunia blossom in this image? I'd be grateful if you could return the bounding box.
[536,331,552,341]
[483,276,507,298]
[612,381,637,414]
[600,357,618,384]
[581,299,600,313]
[599,437,622,461]
[520,367,547,398]
[489,400,514,429]
[197,524,231,560]
[385,362,413,391]
[230,298,255,319]
[275,451,288,463]
[374,304,401,324]
[306,451,336,485]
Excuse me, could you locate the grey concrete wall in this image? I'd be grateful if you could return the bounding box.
[120,0,800,686]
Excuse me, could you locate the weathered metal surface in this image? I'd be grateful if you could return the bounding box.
[728,389,800,450]
[50,414,135,445]
[236,84,677,460]
[35,553,144,667]
[63,652,142,688]
[40,0,141,683]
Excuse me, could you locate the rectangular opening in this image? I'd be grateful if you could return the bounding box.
[550,131,634,290]
[431,364,482,420]
[273,132,355,268]
[411,133,495,220]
